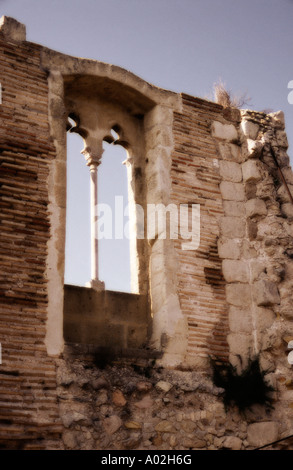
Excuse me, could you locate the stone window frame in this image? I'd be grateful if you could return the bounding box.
[42,49,188,367]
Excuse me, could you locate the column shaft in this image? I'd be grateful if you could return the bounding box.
[90,163,99,280]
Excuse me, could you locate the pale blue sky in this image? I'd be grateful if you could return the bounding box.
[1,0,293,291]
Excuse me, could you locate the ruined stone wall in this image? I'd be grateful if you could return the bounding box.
[55,347,292,451]
[0,16,293,450]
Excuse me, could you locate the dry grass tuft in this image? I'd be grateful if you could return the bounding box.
[213,79,251,109]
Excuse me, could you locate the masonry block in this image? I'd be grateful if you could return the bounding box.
[281,203,293,219]
[218,142,243,162]
[249,260,266,281]
[254,307,275,332]
[240,120,259,140]
[220,217,246,238]
[222,260,250,283]
[219,160,242,182]
[271,110,285,130]
[253,280,280,306]
[227,332,253,357]
[226,283,252,307]
[220,181,245,201]
[277,184,293,204]
[245,198,267,218]
[246,139,263,158]
[0,16,26,42]
[211,121,238,141]
[222,201,245,217]
[247,422,279,447]
[217,239,241,259]
[275,130,288,148]
[242,160,261,182]
[228,306,253,333]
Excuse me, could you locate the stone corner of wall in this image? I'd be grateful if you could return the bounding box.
[0,16,26,43]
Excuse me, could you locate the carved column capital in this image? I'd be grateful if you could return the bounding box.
[82,150,102,168]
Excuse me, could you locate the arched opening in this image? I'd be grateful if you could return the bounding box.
[46,66,179,357]
[64,119,132,293]
[64,118,91,286]
[98,128,132,292]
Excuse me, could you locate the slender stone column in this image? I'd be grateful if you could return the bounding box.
[84,151,105,291]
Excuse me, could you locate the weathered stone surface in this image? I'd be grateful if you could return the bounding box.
[276,130,288,148]
[134,395,153,409]
[112,390,126,407]
[270,110,285,129]
[91,377,109,390]
[277,184,293,204]
[255,307,275,331]
[63,431,77,449]
[222,260,249,283]
[247,219,258,240]
[219,160,242,182]
[211,121,238,141]
[281,167,293,185]
[227,333,253,357]
[169,435,177,447]
[125,421,142,430]
[242,160,261,182]
[152,434,163,446]
[226,284,252,307]
[245,182,257,199]
[122,434,142,450]
[245,199,267,218]
[181,419,197,433]
[57,364,76,386]
[96,390,108,406]
[222,201,245,217]
[136,381,152,392]
[218,142,243,162]
[220,181,245,201]
[228,307,252,333]
[0,16,26,42]
[218,239,241,260]
[103,415,123,435]
[241,239,258,259]
[155,421,176,433]
[247,422,278,447]
[183,438,206,449]
[241,120,259,140]
[249,260,266,282]
[220,217,246,238]
[155,381,173,393]
[222,436,242,450]
[281,203,293,219]
[63,412,88,428]
[246,139,263,158]
[253,280,280,306]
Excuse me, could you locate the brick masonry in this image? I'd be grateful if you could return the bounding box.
[0,33,62,449]
[171,95,238,363]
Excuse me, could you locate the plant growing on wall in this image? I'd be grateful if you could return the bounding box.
[213,79,251,109]
[210,356,274,412]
